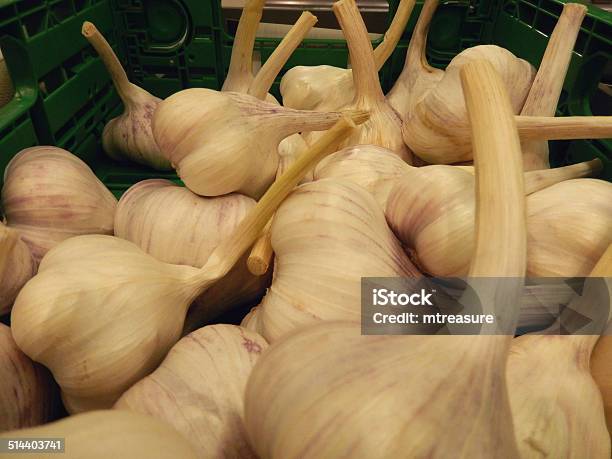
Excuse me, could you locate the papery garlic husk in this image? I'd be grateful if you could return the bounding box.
[280,0,415,112]
[402,44,535,163]
[506,245,612,458]
[2,146,117,264]
[241,306,261,332]
[0,223,35,315]
[0,410,198,458]
[303,0,413,163]
[115,324,267,458]
[386,173,611,278]
[0,323,57,431]
[244,58,528,459]
[254,178,421,342]
[82,22,171,170]
[9,116,358,413]
[113,179,270,332]
[152,88,368,198]
[313,144,412,208]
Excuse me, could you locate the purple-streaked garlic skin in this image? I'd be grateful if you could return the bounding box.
[2,146,117,264]
[0,323,58,431]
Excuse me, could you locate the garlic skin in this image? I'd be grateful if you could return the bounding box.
[152,89,367,199]
[592,336,612,436]
[1,146,117,264]
[0,410,198,459]
[255,178,420,342]
[0,324,56,431]
[0,223,35,315]
[313,145,412,208]
[115,325,267,458]
[402,44,535,164]
[241,307,261,333]
[527,178,612,277]
[114,179,270,331]
[82,22,171,171]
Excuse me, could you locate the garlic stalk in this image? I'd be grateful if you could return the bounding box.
[0,223,35,316]
[115,325,268,458]
[81,22,171,170]
[245,60,527,457]
[10,117,357,413]
[0,51,14,108]
[304,0,412,162]
[114,179,270,332]
[0,410,198,458]
[1,146,117,264]
[385,162,607,277]
[520,3,587,170]
[280,0,415,112]
[152,88,368,199]
[0,323,57,431]
[252,178,421,342]
[222,0,266,93]
[506,244,612,458]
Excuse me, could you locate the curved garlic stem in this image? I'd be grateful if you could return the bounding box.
[198,117,357,282]
[516,115,612,140]
[333,0,385,104]
[81,22,135,106]
[461,59,526,335]
[524,158,602,194]
[372,0,416,69]
[521,3,587,170]
[222,0,266,92]
[248,12,317,100]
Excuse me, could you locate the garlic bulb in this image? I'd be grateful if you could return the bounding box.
[253,178,421,342]
[0,410,198,458]
[0,323,56,431]
[115,325,267,458]
[152,89,367,199]
[9,117,357,413]
[241,307,261,333]
[506,244,612,458]
[386,165,608,277]
[244,58,528,458]
[592,335,612,437]
[280,0,415,112]
[520,3,587,170]
[304,0,412,162]
[0,222,35,315]
[2,146,117,264]
[81,22,170,170]
[114,179,270,331]
[222,0,266,93]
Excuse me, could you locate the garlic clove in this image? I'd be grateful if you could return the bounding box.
[115,324,267,458]
[10,117,358,412]
[520,3,587,170]
[244,57,528,458]
[114,178,270,332]
[280,0,416,112]
[152,88,368,198]
[1,146,117,264]
[81,22,171,171]
[0,410,198,458]
[254,178,421,342]
[0,323,57,431]
[0,223,35,315]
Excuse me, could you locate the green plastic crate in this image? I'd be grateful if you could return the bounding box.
[0,0,610,198]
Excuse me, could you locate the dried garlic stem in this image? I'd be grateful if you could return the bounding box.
[516,115,612,140]
[521,3,587,170]
[372,0,416,68]
[524,158,601,194]
[247,221,273,275]
[248,12,317,100]
[81,22,133,105]
[200,116,358,282]
[222,0,266,92]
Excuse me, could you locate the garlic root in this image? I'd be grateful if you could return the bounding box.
[81,22,170,170]
[520,3,587,170]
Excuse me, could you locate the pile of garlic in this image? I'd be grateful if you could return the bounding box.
[1,0,611,457]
